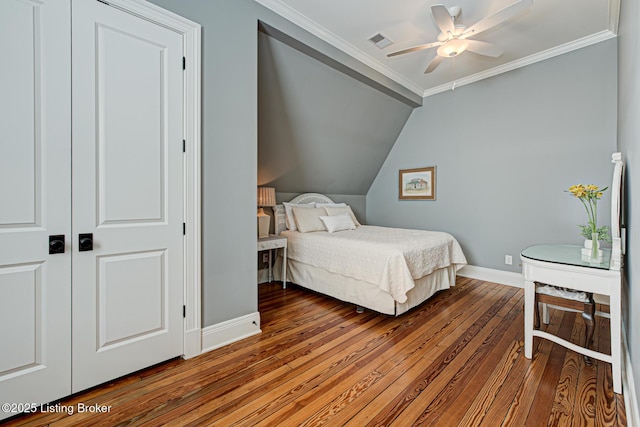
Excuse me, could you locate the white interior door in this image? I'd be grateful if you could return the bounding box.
[0,0,72,417]
[71,0,184,392]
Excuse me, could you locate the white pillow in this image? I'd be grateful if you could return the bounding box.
[292,207,327,233]
[283,202,315,231]
[324,206,361,226]
[319,214,356,233]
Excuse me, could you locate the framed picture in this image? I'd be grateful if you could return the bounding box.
[399,166,436,200]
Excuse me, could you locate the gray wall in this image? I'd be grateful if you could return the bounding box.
[146,0,419,327]
[367,40,618,271]
[141,6,636,410]
[258,32,413,198]
[146,0,260,326]
[617,0,640,411]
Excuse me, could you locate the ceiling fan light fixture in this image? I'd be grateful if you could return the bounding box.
[388,0,532,73]
[437,38,468,57]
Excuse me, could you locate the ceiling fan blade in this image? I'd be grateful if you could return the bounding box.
[431,4,456,35]
[424,55,444,74]
[465,40,504,57]
[462,0,532,39]
[387,41,442,58]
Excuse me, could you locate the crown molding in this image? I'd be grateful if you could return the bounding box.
[609,0,620,34]
[255,0,619,101]
[254,0,424,96]
[422,30,617,98]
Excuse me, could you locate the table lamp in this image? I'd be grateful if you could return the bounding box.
[257,187,276,238]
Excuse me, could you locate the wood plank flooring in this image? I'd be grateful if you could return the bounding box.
[4,277,627,426]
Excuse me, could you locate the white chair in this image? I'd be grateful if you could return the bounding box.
[533,283,596,364]
[521,152,625,394]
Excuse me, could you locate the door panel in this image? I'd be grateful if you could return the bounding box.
[0,0,71,416]
[97,24,166,224]
[97,250,166,348]
[0,0,41,226]
[0,264,43,373]
[72,0,184,392]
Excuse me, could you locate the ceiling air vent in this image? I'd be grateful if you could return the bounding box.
[368,33,393,49]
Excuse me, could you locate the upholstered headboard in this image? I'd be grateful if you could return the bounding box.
[274,193,335,235]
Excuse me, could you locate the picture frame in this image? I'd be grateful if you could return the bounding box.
[399,166,436,200]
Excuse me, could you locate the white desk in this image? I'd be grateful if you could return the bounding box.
[521,244,622,394]
[258,235,287,288]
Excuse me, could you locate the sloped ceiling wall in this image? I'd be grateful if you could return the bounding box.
[258,31,414,196]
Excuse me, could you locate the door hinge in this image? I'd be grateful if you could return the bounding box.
[182,57,186,70]
[183,223,186,235]
[183,139,186,153]
[183,305,186,318]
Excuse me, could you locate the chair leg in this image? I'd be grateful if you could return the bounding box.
[581,294,596,366]
[533,284,598,366]
[542,303,550,324]
[534,296,540,330]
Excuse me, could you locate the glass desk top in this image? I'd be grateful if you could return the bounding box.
[521,244,611,270]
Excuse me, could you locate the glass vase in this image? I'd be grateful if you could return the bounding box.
[591,232,599,260]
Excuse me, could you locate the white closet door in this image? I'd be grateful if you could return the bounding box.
[0,0,72,416]
[71,0,184,392]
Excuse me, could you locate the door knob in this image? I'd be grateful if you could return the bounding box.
[79,233,93,252]
[49,235,65,254]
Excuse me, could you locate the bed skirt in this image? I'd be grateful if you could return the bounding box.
[274,257,457,316]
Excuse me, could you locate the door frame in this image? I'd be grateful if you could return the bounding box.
[102,0,202,358]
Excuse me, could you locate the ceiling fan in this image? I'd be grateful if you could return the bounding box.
[388,0,533,73]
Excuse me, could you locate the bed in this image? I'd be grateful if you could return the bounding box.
[273,193,467,315]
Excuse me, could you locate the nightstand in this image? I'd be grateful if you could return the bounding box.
[258,235,287,288]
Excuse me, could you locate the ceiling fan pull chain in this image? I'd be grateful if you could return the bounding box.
[451,55,458,90]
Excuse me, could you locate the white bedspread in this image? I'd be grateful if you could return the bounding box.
[282,225,467,303]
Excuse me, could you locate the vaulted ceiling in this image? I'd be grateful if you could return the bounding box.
[256,0,619,97]
[257,31,413,195]
[257,0,620,197]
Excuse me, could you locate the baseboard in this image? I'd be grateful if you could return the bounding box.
[623,322,640,427]
[257,267,269,284]
[201,312,261,354]
[457,265,523,288]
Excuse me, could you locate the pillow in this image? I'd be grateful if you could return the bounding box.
[292,207,327,233]
[283,202,315,231]
[319,214,356,233]
[324,206,361,226]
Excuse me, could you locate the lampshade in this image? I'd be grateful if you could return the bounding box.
[257,187,276,207]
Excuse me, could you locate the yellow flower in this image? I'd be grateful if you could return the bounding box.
[568,184,584,197]
[566,183,608,238]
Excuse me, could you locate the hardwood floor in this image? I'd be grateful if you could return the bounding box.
[4,278,627,426]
